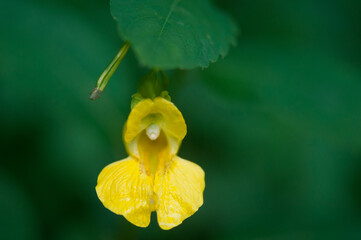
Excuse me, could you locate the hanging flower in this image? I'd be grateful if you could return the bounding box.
[96,97,205,230]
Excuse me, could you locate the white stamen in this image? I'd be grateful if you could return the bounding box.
[146,124,160,140]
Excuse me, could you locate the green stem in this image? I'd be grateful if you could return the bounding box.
[89,41,130,100]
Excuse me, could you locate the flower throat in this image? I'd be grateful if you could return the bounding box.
[138,128,169,175]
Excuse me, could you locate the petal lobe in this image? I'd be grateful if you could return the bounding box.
[96,157,154,227]
[154,156,205,230]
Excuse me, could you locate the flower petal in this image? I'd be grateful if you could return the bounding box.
[123,98,153,143]
[152,97,187,143]
[124,97,187,157]
[154,156,205,230]
[96,157,154,227]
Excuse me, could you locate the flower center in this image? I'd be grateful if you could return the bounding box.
[138,130,169,175]
[146,124,160,140]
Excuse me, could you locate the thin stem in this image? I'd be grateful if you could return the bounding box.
[89,41,130,100]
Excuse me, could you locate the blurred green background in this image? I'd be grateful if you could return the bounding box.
[1,0,361,239]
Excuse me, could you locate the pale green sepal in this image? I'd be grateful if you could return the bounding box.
[160,91,171,101]
[131,93,144,109]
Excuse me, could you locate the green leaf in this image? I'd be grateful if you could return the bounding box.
[110,0,237,70]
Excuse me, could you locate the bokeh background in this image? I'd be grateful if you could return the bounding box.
[1,0,361,239]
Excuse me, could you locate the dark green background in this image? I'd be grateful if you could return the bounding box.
[1,0,361,239]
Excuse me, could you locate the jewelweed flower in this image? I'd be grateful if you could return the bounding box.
[96,97,205,230]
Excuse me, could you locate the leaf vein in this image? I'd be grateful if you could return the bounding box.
[158,0,181,37]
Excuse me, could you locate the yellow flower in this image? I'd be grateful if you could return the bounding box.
[96,97,205,230]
